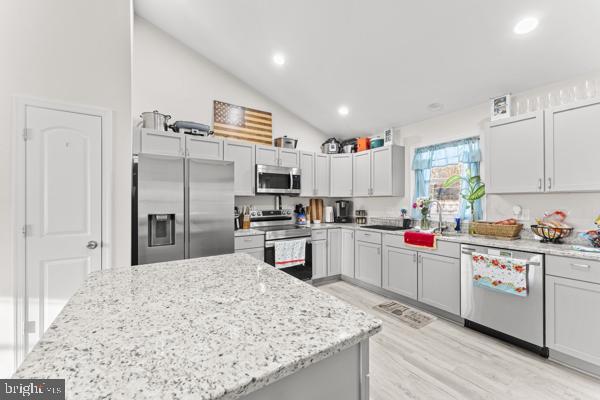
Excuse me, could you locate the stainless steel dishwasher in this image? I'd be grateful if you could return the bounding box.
[461,244,547,356]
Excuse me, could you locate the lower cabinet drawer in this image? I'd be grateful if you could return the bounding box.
[546,255,600,284]
[235,247,264,261]
[546,275,600,366]
[355,230,382,245]
[311,229,328,241]
[234,235,265,250]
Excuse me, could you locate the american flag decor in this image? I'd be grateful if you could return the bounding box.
[213,100,272,145]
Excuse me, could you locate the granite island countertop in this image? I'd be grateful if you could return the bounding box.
[14,253,382,400]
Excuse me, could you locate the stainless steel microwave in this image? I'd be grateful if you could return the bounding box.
[256,165,301,195]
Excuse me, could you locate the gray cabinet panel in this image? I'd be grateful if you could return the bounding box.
[315,154,330,197]
[330,154,353,197]
[355,241,382,287]
[382,245,418,300]
[300,151,315,197]
[328,229,342,276]
[224,141,255,196]
[546,276,600,366]
[486,112,544,194]
[312,239,328,279]
[255,144,279,166]
[352,151,371,197]
[185,136,223,160]
[235,247,264,261]
[278,148,300,168]
[341,229,355,277]
[546,100,600,192]
[418,253,460,315]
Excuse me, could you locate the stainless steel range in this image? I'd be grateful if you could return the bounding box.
[251,209,312,281]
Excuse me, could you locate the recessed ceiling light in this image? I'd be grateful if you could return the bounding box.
[272,53,286,66]
[428,103,444,112]
[513,17,539,35]
[337,105,349,116]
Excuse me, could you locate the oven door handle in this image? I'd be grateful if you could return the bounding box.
[265,238,312,248]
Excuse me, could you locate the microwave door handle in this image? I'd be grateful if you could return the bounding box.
[290,170,293,192]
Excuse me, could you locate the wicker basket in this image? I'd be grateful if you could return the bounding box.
[471,221,523,238]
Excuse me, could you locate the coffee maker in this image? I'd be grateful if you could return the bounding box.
[334,200,353,223]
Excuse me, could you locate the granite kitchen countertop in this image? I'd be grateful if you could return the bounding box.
[14,253,382,400]
[234,228,265,237]
[310,223,600,261]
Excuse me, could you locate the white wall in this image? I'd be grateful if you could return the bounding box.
[0,0,132,377]
[133,16,328,153]
[355,72,600,233]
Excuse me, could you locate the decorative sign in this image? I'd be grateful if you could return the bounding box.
[213,100,272,145]
[1,379,65,399]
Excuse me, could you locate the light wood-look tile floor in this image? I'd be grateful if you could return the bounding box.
[320,281,600,400]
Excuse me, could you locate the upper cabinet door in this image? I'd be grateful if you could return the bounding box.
[330,154,353,197]
[352,151,372,197]
[255,144,278,166]
[140,129,185,157]
[371,146,404,196]
[185,136,223,160]
[314,154,330,197]
[299,151,315,197]
[278,148,300,168]
[545,99,600,192]
[486,111,545,194]
[224,140,255,196]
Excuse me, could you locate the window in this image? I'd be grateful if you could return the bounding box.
[428,164,461,220]
[411,137,482,221]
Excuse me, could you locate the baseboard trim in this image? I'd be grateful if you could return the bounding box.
[549,349,600,379]
[312,275,342,286]
[338,275,464,325]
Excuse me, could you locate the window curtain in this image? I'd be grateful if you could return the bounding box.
[411,137,482,220]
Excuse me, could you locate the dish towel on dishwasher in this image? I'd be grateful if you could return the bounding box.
[472,252,528,297]
[275,238,306,268]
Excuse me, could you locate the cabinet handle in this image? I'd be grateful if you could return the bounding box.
[413,253,417,263]
[538,178,542,191]
[547,177,552,190]
[570,263,591,271]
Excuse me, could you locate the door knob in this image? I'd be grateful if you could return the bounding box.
[87,240,98,250]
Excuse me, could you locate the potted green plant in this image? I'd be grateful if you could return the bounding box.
[443,169,485,230]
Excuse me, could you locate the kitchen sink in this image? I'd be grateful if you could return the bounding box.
[362,225,410,231]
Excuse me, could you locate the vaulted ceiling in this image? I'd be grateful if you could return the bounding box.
[135,0,600,136]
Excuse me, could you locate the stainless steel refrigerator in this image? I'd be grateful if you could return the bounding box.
[132,153,234,265]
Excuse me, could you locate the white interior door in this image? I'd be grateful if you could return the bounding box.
[25,106,102,352]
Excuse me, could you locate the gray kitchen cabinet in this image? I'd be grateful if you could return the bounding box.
[418,252,460,315]
[355,239,382,287]
[352,151,371,196]
[382,245,418,300]
[486,111,545,194]
[278,148,300,168]
[224,140,255,196]
[255,144,279,166]
[330,154,353,197]
[314,154,330,197]
[545,99,600,192]
[235,247,265,261]
[352,146,405,197]
[371,146,404,196]
[341,229,355,277]
[300,151,315,197]
[312,239,328,280]
[185,135,223,160]
[139,128,185,157]
[327,229,342,276]
[546,254,600,368]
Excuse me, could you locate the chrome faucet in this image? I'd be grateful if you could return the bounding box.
[429,200,446,234]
